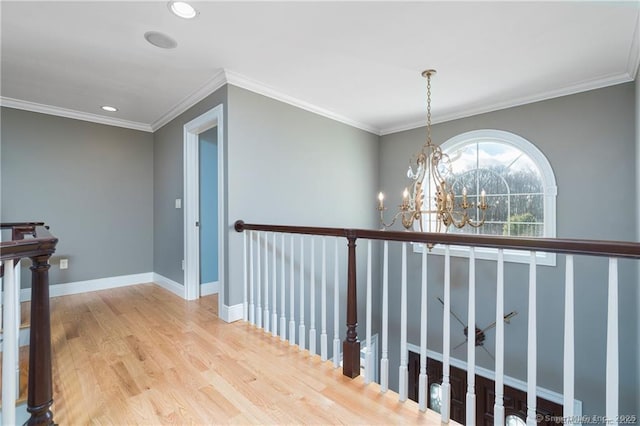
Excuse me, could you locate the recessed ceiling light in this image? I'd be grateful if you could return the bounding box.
[168,1,198,19]
[101,106,118,112]
[144,31,178,49]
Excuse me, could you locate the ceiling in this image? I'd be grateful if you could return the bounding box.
[1,1,639,135]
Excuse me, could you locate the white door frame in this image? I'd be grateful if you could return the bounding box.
[183,105,225,315]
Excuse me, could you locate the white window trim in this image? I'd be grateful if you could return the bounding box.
[414,129,557,267]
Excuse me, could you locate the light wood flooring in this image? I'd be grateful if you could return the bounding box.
[48,283,449,425]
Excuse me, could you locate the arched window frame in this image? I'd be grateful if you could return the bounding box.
[413,129,557,266]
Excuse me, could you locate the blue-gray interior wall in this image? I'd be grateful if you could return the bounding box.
[199,127,218,284]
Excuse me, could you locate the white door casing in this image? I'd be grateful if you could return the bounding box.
[183,105,225,314]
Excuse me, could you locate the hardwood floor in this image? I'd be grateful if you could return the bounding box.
[48,283,449,424]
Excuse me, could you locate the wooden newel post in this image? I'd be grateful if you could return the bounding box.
[27,254,54,426]
[342,234,360,378]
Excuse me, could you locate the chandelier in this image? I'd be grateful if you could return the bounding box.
[377,69,488,232]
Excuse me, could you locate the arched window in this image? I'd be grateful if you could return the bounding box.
[417,129,557,265]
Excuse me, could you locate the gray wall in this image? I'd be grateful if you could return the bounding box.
[226,85,380,350]
[379,83,637,416]
[0,107,154,286]
[153,86,228,284]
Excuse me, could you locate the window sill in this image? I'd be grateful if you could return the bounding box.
[412,242,556,267]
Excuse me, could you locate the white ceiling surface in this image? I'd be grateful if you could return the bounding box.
[1,1,639,134]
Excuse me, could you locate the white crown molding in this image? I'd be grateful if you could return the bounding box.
[3,60,635,138]
[627,12,640,80]
[150,69,227,132]
[0,97,152,132]
[224,69,381,135]
[380,71,635,136]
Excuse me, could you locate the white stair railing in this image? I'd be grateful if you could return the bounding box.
[320,237,328,361]
[380,240,389,392]
[242,231,344,366]
[2,259,18,426]
[494,249,505,426]
[466,247,476,426]
[606,258,618,425]
[309,238,316,355]
[398,242,408,402]
[332,238,340,368]
[236,221,634,425]
[526,252,537,426]
[418,244,428,412]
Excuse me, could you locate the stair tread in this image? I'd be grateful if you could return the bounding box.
[0,346,29,407]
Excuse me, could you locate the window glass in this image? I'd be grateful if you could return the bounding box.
[424,134,548,237]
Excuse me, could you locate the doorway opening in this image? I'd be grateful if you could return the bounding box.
[183,105,225,317]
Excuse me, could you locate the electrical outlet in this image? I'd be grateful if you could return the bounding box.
[60,259,68,269]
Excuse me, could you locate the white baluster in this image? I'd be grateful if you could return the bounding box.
[299,236,306,351]
[380,240,389,393]
[526,251,537,426]
[272,233,277,337]
[264,234,270,332]
[309,238,316,355]
[280,234,287,341]
[256,232,262,328]
[0,268,3,332]
[249,232,255,325]
[14,260,20,395]
[289,235,296,344]
[494,249,505,426]
[442,245,451,423]
[606,257,619,424]
[564,255,575,419]
[2,259,17,426]
[399,242,408,402]
[365,239,373,384]
[243,231,248,321]
[333,238,340,369]
[321,237,328,361]
[466,247,476,426]
[418,244,428,412]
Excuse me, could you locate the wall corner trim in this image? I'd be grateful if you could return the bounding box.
[220,303,243,323]
[152,273,186,298]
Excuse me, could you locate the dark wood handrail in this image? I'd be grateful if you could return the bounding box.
[1,225,58,262]
[1,222,57,425]
[234,220,640,259]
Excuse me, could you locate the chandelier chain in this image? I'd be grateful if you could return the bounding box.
[426,73,432,145]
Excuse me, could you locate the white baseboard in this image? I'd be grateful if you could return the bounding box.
[220,303,243,323]
[201,281,219,296]
[19,272,154,302]
[152,273,185,298]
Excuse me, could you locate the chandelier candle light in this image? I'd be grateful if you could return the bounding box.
[377,69,488,233]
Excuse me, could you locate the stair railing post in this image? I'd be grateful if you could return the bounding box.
[342,232,360,378]
[27,253,54,426]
